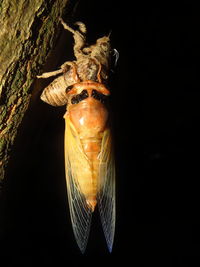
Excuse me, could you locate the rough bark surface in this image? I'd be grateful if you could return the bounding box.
[0,0,69,188]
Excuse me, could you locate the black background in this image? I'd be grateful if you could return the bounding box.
[1,0,200,266]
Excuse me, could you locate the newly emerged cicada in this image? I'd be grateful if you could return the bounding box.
[37,19,116,253]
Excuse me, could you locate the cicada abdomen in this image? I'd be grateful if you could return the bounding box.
[37,19,116,253]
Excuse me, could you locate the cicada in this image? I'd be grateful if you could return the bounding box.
[37,19,116,253]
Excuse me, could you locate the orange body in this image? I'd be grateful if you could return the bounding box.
[66,81,109,210]
[38,19,115,253]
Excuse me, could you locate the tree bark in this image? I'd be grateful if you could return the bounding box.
[0,0,69,189]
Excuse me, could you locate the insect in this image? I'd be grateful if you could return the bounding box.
[37,18,116,253]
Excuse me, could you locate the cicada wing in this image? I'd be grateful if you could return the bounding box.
[64,115,92,253]
[98,129,116,252]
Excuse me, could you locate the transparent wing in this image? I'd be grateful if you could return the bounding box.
[64,115,92,253]
[98,129,116,252]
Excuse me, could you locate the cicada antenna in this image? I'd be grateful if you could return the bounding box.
[108,30,112,38]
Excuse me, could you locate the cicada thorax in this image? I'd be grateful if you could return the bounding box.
[65,81,110,210]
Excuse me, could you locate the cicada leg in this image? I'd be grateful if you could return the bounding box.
[59,18,86,60]
[61,61,80,83]
[37,69,63,79]
[37,61,72,79]
[37,61,80,83]
[96,62,102,83]
[91,58,102,83]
